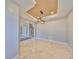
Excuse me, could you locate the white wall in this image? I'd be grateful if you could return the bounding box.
[5,1,19,59]
[36,18,67,43]
[66,11,73,48]
[36,11,73,48]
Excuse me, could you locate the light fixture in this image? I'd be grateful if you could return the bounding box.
[36,10,54,24]
[37,16,40,19]
[50,11,54,15]
[40,20,45,24]
[37,17,45,24]
[36,10,45,24]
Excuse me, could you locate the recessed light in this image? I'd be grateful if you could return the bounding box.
[50,11,54,14]
[37,16,40,19]
[41,21,45,24]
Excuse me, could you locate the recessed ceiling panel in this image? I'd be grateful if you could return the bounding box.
[27,0,58,18]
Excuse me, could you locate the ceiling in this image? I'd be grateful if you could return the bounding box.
[27,0,58,18]
[13,0,73,22]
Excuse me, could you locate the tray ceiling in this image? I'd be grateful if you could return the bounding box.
[27,0,58,18]
[13,0,72,22]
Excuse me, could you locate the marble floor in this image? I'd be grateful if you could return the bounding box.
[19,39,72,59]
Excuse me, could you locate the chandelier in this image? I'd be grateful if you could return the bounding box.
[36,10,45,24]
